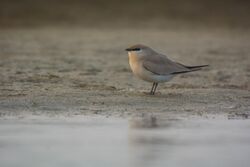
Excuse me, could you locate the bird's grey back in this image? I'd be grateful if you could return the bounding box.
[142,51,190,75]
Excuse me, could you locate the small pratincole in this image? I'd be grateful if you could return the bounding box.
[126,44,208,95]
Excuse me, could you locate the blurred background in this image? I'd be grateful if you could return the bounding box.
[1,0,250,29]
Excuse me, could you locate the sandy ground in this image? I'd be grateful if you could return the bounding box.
[0,27,250,119]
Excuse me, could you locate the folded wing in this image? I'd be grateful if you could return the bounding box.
[143,53,191,75]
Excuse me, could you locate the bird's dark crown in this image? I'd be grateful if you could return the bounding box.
[125,44,148,51]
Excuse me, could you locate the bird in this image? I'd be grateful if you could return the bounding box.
[125,44,208,95]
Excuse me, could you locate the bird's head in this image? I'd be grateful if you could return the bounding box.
[125,44,154,57]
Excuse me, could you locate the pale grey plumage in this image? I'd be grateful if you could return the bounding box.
[142,53,191,75]
[126,44,208,95]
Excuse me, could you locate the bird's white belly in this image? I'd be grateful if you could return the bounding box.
[148,74,174,83]
[139,68,174,83]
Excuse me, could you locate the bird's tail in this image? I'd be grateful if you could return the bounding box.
[172,64,208,74]
[185,65,209,71]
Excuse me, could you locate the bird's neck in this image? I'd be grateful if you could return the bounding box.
[128,52,140,63]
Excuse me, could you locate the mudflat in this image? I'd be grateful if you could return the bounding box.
[0,27,249,119]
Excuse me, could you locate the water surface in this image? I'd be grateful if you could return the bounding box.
[0,117,249,167]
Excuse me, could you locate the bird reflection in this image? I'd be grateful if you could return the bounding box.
[128,116,178,167]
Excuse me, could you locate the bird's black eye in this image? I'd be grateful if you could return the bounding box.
[134,48,141,51]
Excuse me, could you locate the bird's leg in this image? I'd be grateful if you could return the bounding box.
[150,82,156,95]
[153,83,158,95]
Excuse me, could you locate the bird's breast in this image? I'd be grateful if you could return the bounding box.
[128,53,140,73]
[128,53,153,82]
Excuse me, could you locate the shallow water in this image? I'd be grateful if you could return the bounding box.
[0,117,250,167]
